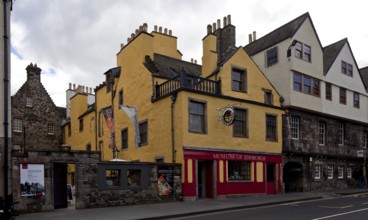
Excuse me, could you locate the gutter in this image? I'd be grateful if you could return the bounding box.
[171,93,177,163]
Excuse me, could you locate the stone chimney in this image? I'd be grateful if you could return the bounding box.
[26,63,42,81]
[215,15,236,64]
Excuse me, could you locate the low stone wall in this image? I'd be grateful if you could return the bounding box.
[77,162,182,209]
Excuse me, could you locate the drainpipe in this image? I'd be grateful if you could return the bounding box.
[171,93,177,163]
[2,0,10,217]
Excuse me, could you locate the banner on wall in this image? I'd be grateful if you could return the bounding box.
[20,163,45,197]
[157,166,173,196]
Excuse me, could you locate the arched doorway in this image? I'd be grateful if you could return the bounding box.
[283,162,303,192]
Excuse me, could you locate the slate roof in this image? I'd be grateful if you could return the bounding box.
[322,38,347,74]
[244,12,314,56]
[145,53,202,79]
[360,66,368,91]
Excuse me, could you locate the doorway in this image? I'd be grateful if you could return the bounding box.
[266,163,276,194]
[197,160,214,199]
[53,163,67,209]
[283,162,303,192]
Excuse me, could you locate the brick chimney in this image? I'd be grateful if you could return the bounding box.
[26,63,42,81]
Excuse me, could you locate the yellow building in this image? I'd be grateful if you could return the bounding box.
[68,16,285,199]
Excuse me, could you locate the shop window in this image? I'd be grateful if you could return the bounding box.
[127,169,141,186]
[105,169,121,186]
[228,161,251,181]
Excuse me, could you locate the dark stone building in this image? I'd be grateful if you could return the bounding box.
[11,63,65,152]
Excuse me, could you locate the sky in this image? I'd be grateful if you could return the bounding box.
[10,0,368,107]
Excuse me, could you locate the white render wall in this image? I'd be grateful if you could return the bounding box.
[323,43,368,123]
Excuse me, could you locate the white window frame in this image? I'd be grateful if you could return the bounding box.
[26,97,33,107]
[291,116,299,139]
[347,167,352,178]
[319,122,326,146]
[47,123,55,135]
[13,119,23,132]
[338,166,344,179]
[327,165,334,180]
[314,165,321,180]
[338,123,344,146]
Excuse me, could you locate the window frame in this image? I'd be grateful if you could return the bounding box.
[47,123,55,135]
[13,119,23,133]
[338,123,344,146]
[353,92,360,108]
[294,41,311,63]
[338,166,344,179]
[227,161,252,182]
[318,121,326,146]
[293,72,320,96]
[231,67,247,93]
[325,82,332,100]
[188,99,207,134]
[347,167,352,179]
[266,47,278,67]
[121,128,128,150]
[290,116,299,140]
[118,89,124,107]
[263,89,274,105]
[266,114,278,142]
[25,97,33,107]
[314,164,321,180]
[363,130,368,149]
[339,87,346,105]
[139,120,148,145]
[327,165,334,180]
[233,108,248,138]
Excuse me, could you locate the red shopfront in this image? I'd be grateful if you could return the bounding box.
[182,148,282,199]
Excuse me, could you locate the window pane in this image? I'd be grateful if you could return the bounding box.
[189,101,205,133]
[228,161,251,181]
[325,83,332,100]
[291,116,299,139]
[303,45,311,62]
[106,169,120,186]
[319,122,325,145]
[233,108,247,137]
[121,129,128,149]
[13,119,23,132]
[266,115,277,141]
[303,76,311,94]
[139,121,148,144]
[127,169,141,186]
[293,73,302,91]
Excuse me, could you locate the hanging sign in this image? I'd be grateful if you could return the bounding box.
[222,107,235,126]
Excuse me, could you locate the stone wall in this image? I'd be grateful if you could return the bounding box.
[77,162,182,209]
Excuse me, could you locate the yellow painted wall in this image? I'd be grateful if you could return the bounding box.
[67,93,96,151]
[202,34,217,78]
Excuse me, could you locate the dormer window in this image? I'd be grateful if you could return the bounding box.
[231,67,247,93]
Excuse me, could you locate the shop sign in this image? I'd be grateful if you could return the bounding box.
[213,153,266,161]
[222,107,235,126]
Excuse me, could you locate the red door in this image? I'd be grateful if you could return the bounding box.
[267,163,276,194]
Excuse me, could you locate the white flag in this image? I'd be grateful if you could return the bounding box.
[121,105,140,147]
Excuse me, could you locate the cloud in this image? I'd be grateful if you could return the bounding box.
[10,0,368,108]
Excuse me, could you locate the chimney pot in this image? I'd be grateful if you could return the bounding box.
[223,16,227,27]
[253,31,256,41]
[135,29,139,35]
[69,83,72,89]
[139,25,143,32]
[128,37,131,42]
[191,58,194,63]
[213,22,217,31]
[73,84,76,90]
[207,24,212,34]
[154,25,158,32]
[169,30,172,36]
[120,43,124,48]
[227,15,231,24]
[131,33,135,38]
[159,26,162,33]
[217,19,221,29]
[194,60,197,64]
[248,34,252,43]
[143,23,148,32]
[164,28,168,34]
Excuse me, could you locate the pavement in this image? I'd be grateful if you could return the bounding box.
[13,188,368,220]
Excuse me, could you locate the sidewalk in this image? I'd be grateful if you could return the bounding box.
[15,188,368,220]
